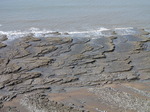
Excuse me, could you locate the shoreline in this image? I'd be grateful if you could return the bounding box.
[0,27,150,42]
[0,28,150,112]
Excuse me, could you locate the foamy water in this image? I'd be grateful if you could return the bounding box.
[1,27,148,42]
[0,0,150,41]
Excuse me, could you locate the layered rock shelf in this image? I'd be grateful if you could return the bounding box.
[0,29,150,112]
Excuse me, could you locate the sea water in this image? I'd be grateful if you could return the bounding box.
[0,0,150,39]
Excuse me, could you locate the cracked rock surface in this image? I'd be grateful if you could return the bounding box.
[0,29,150,112]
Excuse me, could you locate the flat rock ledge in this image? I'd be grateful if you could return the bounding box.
[0,32,150,112]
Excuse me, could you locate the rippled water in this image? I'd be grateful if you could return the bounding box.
[0,0,150,31]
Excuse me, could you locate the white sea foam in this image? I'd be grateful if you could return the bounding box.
[0,27,147,42]
[67,28,110,37]
[114,27,138,35]
[0,27,112,41]
[0,29,54,41]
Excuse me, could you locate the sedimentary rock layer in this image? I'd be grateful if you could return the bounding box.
[0,29,150,112]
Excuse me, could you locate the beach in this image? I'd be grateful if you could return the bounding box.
[0,28,150,112]
[0,0,150,112]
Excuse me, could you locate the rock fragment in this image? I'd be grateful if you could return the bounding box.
[0,42,7,48]
[105,60,132,73]
[33,46,57,56]
[21,36,41,43]
[0,35,8,41]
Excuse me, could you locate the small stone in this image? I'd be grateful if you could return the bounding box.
[4,63,21,74]
[0,42,7,48]
[22,36,41,43]
[0,35,8,41]
[139,29,150,35]
[140,75,150,80]
[81,59,95,65]
[64,32,69,35]
[59,103,64,107]
[33,46,57,56]
[117,74,127,80]
[127,74,138,80]
[15,57,53,71]
[51,32,61,35]
[79,105,84,108]
[45,37,73,44]
[93,53,106,59]
[69,106,74,109]
[82,44,94,53]
[138,69,150,80]
[14,48,30,58]
[105,61,132,73]
[107,81,112,84]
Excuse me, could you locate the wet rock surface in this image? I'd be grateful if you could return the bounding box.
[0,29,150,112]
[0,35,8,42]
[0,42,7,48]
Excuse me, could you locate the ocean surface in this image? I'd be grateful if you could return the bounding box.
[0,0,150,39]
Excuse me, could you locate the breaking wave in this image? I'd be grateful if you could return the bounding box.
[0,27,149,41]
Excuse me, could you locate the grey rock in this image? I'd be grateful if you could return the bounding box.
[0,35,8,41]
[105,61,132,73]
[127,74,138,80]
[21,36,41,43]
[0,42,7,48]
[33,46,57,56]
